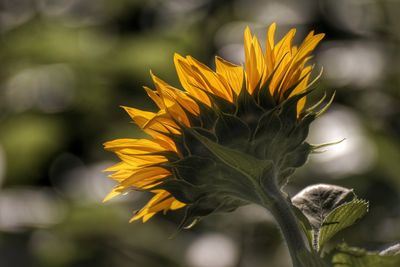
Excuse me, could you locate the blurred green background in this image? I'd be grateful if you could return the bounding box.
[0,0,400,266]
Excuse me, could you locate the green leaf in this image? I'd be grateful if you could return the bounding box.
[292,204,314,249]
[319,199,368,250]
[292,184,368,251]
[292,185,355,229]
[332,244,400,267]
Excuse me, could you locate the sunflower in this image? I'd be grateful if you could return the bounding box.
[104,23,327,224]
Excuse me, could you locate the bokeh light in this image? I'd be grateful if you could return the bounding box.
[186,233,239,267]
[308,106,377,178]
[0,188,66,232]
[318,41,386,88]
[5,64,76,113]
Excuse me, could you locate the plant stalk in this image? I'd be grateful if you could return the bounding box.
[260,176,319,267]
[263,191,308,266]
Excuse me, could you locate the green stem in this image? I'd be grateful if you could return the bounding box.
[261,184,309,267]
[272,200,307,265]
[258,169,329,267]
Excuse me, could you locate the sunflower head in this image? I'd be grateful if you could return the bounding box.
[104,23,328,226]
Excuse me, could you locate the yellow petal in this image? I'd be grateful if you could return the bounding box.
[144,86,165,109]
[186,56,233,102]
[174,53,211,106]
[122,106,157,129]
[130,190,171,222]
[116,152,167,169]
[295,33,325,62]
[269,29,296,95]
[244,27,266,94]
[215,56,244,96]
[150,74,192,126]
[170,199,186,210]
[166,87,200,115]
[109,169,136,181]
[274,28,296,61]
[104,161,132,172]
[122,106,181,140]
[265,22,277,76]
[290,65,313,114]
[150,73,199,115]
[120,167,170,187]
[103,186,124,202]
[104,138,167,152]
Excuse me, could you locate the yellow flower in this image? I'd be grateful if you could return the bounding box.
[104,23,325,223]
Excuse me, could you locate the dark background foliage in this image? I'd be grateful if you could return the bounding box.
[0,0,399,266]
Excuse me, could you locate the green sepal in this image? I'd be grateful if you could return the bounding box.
[153,178,202,204]
[214,112,251,147]
[277,143,312,186]
[285,114,315,151]
[279,89,314,131]
[280,143,312,169]
[151,151,181,162]
[252,110,282,150]
[176,194,247,231]
[168,155,215,185]
[257,82,276,111]
[200,88,236,115]
[277,168,296,187]
[154,130,190,157]
[235,84,264,131]
[181,126,217,157]
[185,94,218,130]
